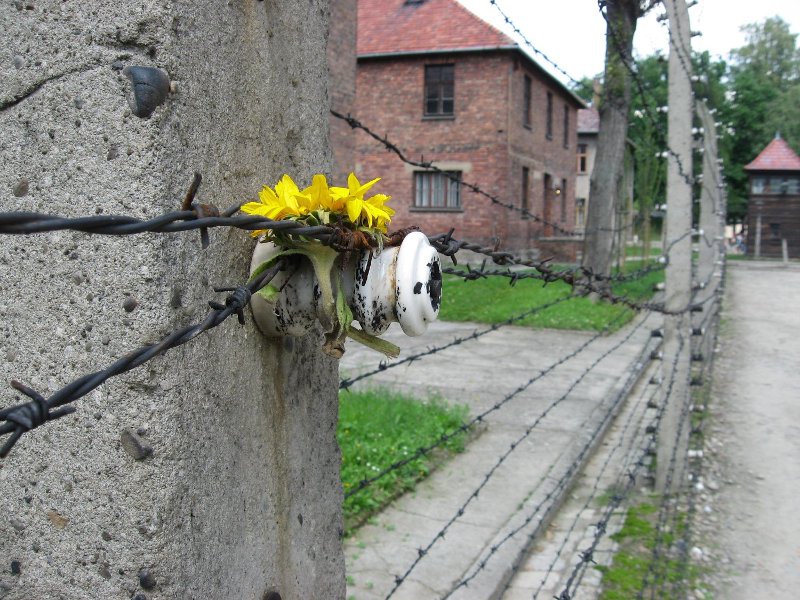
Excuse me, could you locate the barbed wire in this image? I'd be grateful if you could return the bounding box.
[0,259,286,457]
[488,0,583,88]
[597,0,697,188]
[557,329,689,600]
[636,341,694,598]
[530,360,659,597]
[429,230,692,314]
[331,109,585,237]
[339,293,574,390]
[442,255,667,285]
[387,312,652,598]
[1,201,689,314]
[671,267,725,595]
[445,320,660,597]
[344,305,633,499]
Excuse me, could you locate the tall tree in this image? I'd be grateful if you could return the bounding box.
[727,17,800,222]
[581,0,654,288]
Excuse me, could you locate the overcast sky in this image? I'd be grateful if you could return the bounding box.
[456,0,800,84]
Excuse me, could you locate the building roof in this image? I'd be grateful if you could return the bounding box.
[577,108,600,134]
[357,0,585,108]
[744,134,800,172]
[357,0,516,57]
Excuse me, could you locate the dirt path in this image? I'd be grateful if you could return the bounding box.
[697,261,800,598]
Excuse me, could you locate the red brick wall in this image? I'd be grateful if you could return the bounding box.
[355,50,580,259]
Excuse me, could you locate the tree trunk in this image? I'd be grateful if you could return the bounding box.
[581,0,641,291]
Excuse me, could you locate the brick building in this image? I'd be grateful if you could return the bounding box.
[744,133,800,258]
[355,0,585,260]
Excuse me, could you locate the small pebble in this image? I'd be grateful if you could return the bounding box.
[119,428,152,460]
[12,178,28,198]
[101,531,112,542]
[9,518,25,532]
[138,568,156,589]
[123,297,138,313]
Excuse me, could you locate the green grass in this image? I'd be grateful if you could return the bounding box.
[438,263,664,332]
[625,245,662,258]
[338,388,469,532]
[597,501,700,599]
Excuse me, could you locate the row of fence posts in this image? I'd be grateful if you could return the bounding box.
[655,0,726,494]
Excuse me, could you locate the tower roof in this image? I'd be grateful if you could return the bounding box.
[744,134,800,172]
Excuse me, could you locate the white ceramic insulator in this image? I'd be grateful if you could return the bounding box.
[394,232,442,336]
[249,242,320,337]
[352,246,399,336]
[250,231,442,340]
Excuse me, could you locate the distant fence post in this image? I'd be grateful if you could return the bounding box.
[656,0,693,494]
[0,1,346,598]
[696,101,721,361]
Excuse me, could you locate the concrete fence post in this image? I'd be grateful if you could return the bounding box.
[0,1,346,598]
[696,101,720,361]
[656,0,693,494]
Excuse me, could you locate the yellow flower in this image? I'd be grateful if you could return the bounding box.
[331,173,394,233]
[303,173,344,212]
[240,174,314,236]
[242,172,393,236]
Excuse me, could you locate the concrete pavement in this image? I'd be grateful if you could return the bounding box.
[339,310,661,600]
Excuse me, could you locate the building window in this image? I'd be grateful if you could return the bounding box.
[424,64,454,117]
[521,166,530,218]
[560,178,567,222]
[577,144,588,173]
[563,105,570,148]
[523,75,532,128]
[770,223,781,239]
[751,176,800,195]
[414,171,461,209]
[546,91,553,139]
[576,198,586,229]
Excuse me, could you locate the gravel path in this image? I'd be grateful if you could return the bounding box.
[694,261,800,598]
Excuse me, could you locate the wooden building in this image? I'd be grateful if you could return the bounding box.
[744,134,800,258]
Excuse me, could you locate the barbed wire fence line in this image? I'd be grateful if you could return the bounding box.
[528,359,664,598]
[385,312,656,599]
[443,319,662,598]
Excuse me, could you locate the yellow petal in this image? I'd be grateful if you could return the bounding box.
[240,201,270,215]
[346,198,363,224]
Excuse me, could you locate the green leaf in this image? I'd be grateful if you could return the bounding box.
[255,284,280,302]
[336,276,354,331]
[248,257,279,284]
[347,327,400,359]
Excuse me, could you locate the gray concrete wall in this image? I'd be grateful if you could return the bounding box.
[0,1,344,598]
